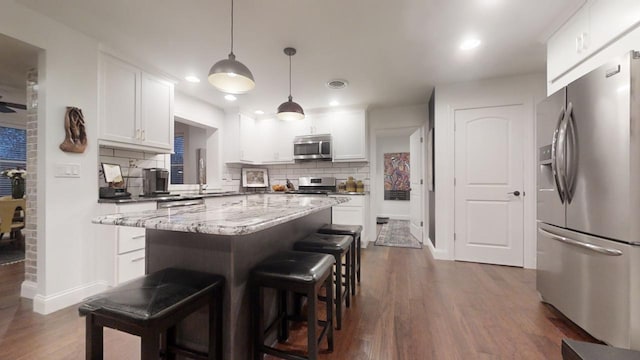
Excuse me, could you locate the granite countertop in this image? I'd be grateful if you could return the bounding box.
[98,191,255,204]
[93,194,349,235]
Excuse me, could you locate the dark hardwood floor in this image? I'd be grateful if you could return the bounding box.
[0,244,596,359]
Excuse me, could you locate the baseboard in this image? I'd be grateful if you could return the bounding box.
[377,214,410,221]
[20,280,37,299]
[425,237,450,260]
[33,281,109,315]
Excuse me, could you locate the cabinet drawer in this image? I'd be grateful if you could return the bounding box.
[117,249,146,284]
[331,195,364,207]
[117,226,146,254]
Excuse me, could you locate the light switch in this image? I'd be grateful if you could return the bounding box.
[55,163,81,178]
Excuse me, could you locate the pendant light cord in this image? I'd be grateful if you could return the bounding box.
[230,0,234,55]
[288,54,292,99]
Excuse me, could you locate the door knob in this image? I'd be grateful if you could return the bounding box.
[508,191,521,196]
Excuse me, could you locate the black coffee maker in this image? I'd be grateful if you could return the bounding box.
[142,168,170,196]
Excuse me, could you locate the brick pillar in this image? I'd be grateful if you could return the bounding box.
[24,69,37,283]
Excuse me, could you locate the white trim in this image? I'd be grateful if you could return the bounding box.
[425,237,449,260]
[20,280,37,299]
[32,281,109,315]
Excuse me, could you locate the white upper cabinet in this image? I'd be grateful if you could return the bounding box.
[224,112,259,164]
[99,53,174,153]
[256,118,294,164]
[547,0,640,93]
[331,110,367,162]
[547,6,590,83]
[291,113,332,136]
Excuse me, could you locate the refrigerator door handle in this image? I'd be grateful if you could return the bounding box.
[565,103,577,203]
[551,107,566,203]
[538,228,623,256]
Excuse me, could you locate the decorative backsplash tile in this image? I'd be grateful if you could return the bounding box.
[98,146,167,196]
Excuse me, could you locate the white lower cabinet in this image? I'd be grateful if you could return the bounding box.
[98,202,155,286]
[329,195,369,245]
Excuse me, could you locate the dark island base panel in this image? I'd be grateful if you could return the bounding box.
[145,208,332,360]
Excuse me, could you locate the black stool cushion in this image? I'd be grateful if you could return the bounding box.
[317,224,363,236]
[79,268,224,321]
[252,251,335,284]
[294,233,352,254]
[561,339,640,360]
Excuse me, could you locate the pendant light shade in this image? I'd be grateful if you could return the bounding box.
[208,0,255,94]
[277,47,304,121]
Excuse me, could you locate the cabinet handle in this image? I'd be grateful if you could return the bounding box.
[131,235,145,240]
[131,256,145,262]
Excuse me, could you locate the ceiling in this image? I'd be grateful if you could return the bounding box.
[16,0,583,115]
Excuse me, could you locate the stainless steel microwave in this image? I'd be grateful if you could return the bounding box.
[293,134,332,160]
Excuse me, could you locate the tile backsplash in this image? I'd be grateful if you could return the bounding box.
[99,146,167,196]
[222,161,370,192]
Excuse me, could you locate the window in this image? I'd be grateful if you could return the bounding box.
[170,134,184,184]
[0,126,27,196]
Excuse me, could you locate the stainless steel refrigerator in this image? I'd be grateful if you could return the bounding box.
[536,51,640,349]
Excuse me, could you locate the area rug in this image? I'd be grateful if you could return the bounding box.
[374,219,422,249]
[0,242,25,266]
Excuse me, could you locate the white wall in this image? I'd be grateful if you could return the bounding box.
[368,104,428,242]
[173,91,225,189]
[0,1,103,313]
[432,73,546,268]
[375,134,410,219]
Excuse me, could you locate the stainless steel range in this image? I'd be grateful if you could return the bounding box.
[287,177,336,195]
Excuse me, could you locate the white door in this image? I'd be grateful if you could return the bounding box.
[454,105,524,267]
[409,129,423,242]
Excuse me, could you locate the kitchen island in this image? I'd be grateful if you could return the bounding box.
[93,194,349,359]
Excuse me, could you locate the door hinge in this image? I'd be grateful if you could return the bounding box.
[454,233,457,241]
[420,137,424,143]
[420,221,424,227]
[420,179,424,185]
[454,177,456,186]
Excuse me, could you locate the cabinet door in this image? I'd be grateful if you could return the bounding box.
[239,114,258,162]
[589,0,640,53]
[311,113,332,135]
[332,110,367,162]
[290,116,313,136]
[547,6,590,83]
[99,54,139,144]
[256,118,294,163]
[140,73,174,150]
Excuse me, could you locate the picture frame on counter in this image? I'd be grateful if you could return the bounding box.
[242,168,269,188]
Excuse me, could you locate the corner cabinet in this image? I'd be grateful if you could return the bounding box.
[99,53,174,153]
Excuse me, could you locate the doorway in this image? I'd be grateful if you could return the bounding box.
[453,105,524,267]
[374,127,424,247]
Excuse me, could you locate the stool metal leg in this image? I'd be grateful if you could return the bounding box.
[325,274,334,352]
[334,256,343,330]
[307,287,318,360]
[141,330,160,360]
[85,313,103,360]
[357,234,361,283]
[210,288,223,360]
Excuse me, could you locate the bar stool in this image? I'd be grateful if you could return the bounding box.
[79,268,224,360]
[317,224,363,295]
[251,251,334,360]
[294,233,352,330]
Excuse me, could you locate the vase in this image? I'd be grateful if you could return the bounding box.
[12,177,25,199]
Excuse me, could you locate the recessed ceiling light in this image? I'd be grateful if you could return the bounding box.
[329,101,340,106]
[254,110,264,115]
[185,75,201,83]
[224,94,237,101]
[326,79,349,90]
[460,38,481,50]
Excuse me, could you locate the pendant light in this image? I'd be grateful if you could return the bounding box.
[277,47,305,121]
[208,0,255,94]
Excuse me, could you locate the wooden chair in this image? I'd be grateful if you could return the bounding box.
[0,198,26,247]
